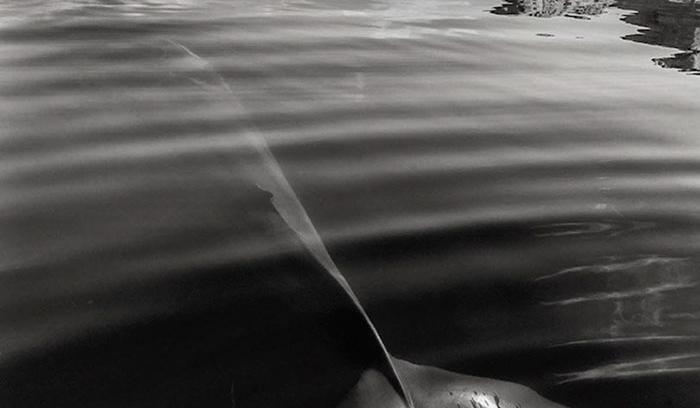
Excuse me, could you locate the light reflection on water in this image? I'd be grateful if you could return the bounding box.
[493,0,700,74]
[2,1,700,407]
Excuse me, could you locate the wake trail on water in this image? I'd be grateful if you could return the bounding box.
[165,38,414,408]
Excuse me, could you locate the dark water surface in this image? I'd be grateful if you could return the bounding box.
[2,1,700,407]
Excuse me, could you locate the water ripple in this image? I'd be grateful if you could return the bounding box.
[557,353,700,383]
[3,1,700,407]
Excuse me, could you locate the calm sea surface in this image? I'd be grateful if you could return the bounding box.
[2,1,700,407]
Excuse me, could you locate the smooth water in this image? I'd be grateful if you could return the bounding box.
[2,1,700,407]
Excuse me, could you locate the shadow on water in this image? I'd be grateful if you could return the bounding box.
[491,0,700,75]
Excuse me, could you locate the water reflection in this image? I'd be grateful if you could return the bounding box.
[491,0,613,18]
[535,254,700,383]
[620,0,700,73]
[653,51,700,73]
[492,0,700,74]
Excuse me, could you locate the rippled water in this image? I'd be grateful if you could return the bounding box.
[2,1,700,407]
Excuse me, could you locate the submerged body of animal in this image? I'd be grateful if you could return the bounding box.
[0,39,567,408]
[164,39,568,408]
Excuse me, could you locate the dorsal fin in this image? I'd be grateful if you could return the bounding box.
[164,39,414,408]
